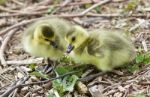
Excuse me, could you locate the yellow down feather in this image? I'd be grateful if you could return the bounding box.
[65,26,136,71]
[22,18,73,60]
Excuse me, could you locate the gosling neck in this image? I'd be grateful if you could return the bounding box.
[74,37,91,54]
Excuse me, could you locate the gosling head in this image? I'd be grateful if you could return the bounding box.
[65,25,89,53]
[34,24,58,48]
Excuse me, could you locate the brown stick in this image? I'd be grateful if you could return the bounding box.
[0,6,19,13]
[0,29,18,66]
[80,0,112,15]
[1,12,150,36]
[0,20,35,35]
[6,58,44,65]
[0,11,48,17]
[1,76,29,97]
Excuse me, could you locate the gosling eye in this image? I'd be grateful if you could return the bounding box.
[42,26,54,38]
[71,36,76,42]
[45,39,49,41]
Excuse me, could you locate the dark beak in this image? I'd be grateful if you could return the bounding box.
[66,44,74,53]
[50,41,58,48]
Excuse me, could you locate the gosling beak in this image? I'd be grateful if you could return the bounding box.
[66,44,74,53]
[50,41,58,48]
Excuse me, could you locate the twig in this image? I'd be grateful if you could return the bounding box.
[1,12,149,19]
[11,88,18,97]
[86,13,150,18]
[37,0,52,6]
[55,0,98,7]
[6,58,44,65]
[0,11,48,17]
[80,0,112,15]
[79,72,105,82]
[0,84,10,90]
[1,11,149,19]
[1,76,29,97]
[0,70,79,97]
[20,0,97,12]
[1,13,149,36]
[0,29,18,66]
[129,19,146,32]
[0,13,109,35]
[89,85,105,97]
[138,82,150,85]
[103,82,121,92]
[142,40,148,51]
[0,67,14,75]
[0,75,12,82]
[0,1,98,18]
[104,89,119,96]
[0,0,111,18]
[0,16,70,35]
[88,80,111,87]
[50,0,72,14]
[24,92,31,97]
[0,19,36,35]
[29,0,100,12]
[24,82,51,97]
[11,0,24,6]
[21,70,80,87]
[0,6,19,13]
[0,15,78,35]
[123,89,129,97]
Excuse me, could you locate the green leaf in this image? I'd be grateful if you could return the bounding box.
[127,64,140,73]
[52,75,79,95]
[63,75,79,92]
[84,3,101,13]
[0,0,7,5]
[55,66,70,75]
[143,56,150,64]
[136,93,146,97]
[94,6,101,13]
[124,0,139,12]
[52,79,64,95]
[28,64,36,71]
[47,89,60,97]
[135,53,150,64]
[52,64,82,95]
[47,6,55,14]
[136,54,145,63]
[84,4,92,9]
[53,0,61,4]
[30,71,49,79]
[47,93,57,97]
